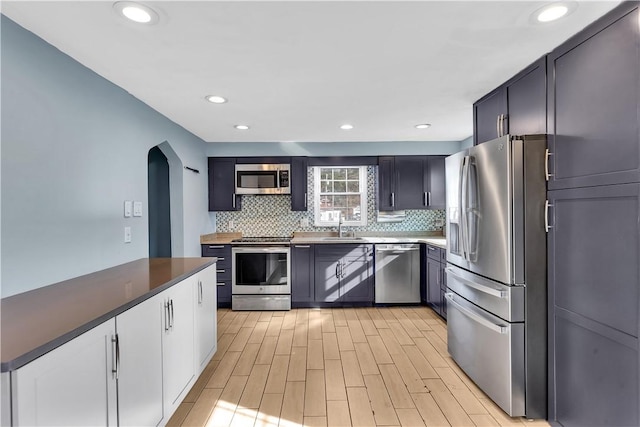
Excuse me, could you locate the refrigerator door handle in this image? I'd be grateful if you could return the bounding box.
[445,267,507,298]
[467,157,479,262]
[445,293,507,334]
[460,156,470,261]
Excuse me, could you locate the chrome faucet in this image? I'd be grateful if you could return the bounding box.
[338,212,344,238]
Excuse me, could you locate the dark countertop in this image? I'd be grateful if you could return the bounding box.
[1,257,215,372]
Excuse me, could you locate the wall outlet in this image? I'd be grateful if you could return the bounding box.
[124,226,132,243]
[124,201,132,218]
[133,201,142,217]
[300,218,309,228]
[228,220,234,230]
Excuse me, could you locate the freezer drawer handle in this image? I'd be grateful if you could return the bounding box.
[445,293,507,334]
[445,267,506,298]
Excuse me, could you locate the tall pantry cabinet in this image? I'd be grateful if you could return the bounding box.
[546,3,640,426]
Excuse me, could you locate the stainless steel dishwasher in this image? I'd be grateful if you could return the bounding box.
[374,243,421,303]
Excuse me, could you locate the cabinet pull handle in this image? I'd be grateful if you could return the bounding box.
[294,245,311,248]
[217,269,225,274]
[217,281,226,286]
[198,281,203,304]
[545,149,554,181]
[496,115,501,138]
[169,299,175,329]
[304,192,307,208]
[391,192,395,207]
[217,257,225,261]
[335,263,340,279]
[208,245,224,249]
[232,193,236,208]
[545,200,553,233]
[164,301,170,331]
[111,335,120,379]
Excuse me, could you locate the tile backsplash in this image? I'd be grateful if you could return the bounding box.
[215,166,445,236]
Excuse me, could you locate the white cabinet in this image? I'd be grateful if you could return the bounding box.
[11,320,117,426]
[6,263,217,427]
[162,276,196,415]
[115,293,164,427]
[195,264,217,373]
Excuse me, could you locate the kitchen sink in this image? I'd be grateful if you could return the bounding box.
[320,236,365,241]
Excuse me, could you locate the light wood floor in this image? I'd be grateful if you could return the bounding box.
[168,307,550,427]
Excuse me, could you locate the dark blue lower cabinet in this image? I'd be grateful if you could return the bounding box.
[201,244,232,307]
[312,244,374,305]
[291,244,315,304]
[548,183,640,426]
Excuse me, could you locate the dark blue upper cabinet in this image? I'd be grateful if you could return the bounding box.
[473,56,546,146]
[208,158,241,211]
[378,156,445,210]
[547,4,640,190]
[506,57,546,136]
[291,157,308,211]
[378,156,396,211]
[395,157,427,209]
[474,88,507,145]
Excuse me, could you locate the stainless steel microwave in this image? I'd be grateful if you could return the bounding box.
[235,163,291,195]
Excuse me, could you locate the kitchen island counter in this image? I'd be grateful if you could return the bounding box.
[1,257,215,372]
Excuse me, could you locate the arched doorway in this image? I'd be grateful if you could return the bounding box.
[148,146,171,257]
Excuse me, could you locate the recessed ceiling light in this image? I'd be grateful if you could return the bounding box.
[534,2,575,23]
[340,124,354,130]
[235,125,250,130]
[205,95,227,104]
[113,2,159,25]
[415,123,431,129]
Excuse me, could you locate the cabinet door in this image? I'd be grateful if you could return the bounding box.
[314,256,341,302]
[291,244,315,303]
[547,4,640,190]
[505,57,546,136]
[12,320,117,426]
[162,277,196,412]
[474,88,507,145]
[548,183,640,426]
[195,265,217,373]
[426,257,441,315]
[377,156,396,211]
[116,294,163,427]
[425,156,446,210]
[291,157,309,211]
[208,158,241,211]
[341,251,374,303]
[394,157,426,210]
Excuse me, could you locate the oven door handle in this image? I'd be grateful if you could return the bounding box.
[232,247,290,253]
[445,293,507,334]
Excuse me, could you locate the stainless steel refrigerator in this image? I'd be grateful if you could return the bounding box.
[445,134,547,418]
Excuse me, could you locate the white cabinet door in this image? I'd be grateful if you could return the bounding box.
[11,319,117,426]
[195,264,217,373]
[162,276,196,414]
[116,293,164,427]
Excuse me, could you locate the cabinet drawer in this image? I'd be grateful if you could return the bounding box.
[426,245,442,261]
[201,245,231,264]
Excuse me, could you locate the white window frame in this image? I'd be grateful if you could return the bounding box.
[313,166,368,227]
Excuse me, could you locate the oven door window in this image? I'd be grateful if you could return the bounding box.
[237,171,277,189]
[235,252,288,286]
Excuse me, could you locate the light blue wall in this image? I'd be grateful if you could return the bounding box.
[1,16,214,297]
[206,140,462,157]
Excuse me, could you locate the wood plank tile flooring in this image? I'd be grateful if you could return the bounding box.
[169,307,550,427]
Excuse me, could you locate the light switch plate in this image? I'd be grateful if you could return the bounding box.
[124,226,132,243]
[124,201,132,218]
[133,201,142,217]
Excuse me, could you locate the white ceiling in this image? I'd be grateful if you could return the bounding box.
[2,1,620,143]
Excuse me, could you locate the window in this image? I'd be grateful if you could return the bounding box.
[313,166,367,226]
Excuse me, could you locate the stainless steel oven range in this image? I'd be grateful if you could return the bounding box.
[231,237,291,311]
